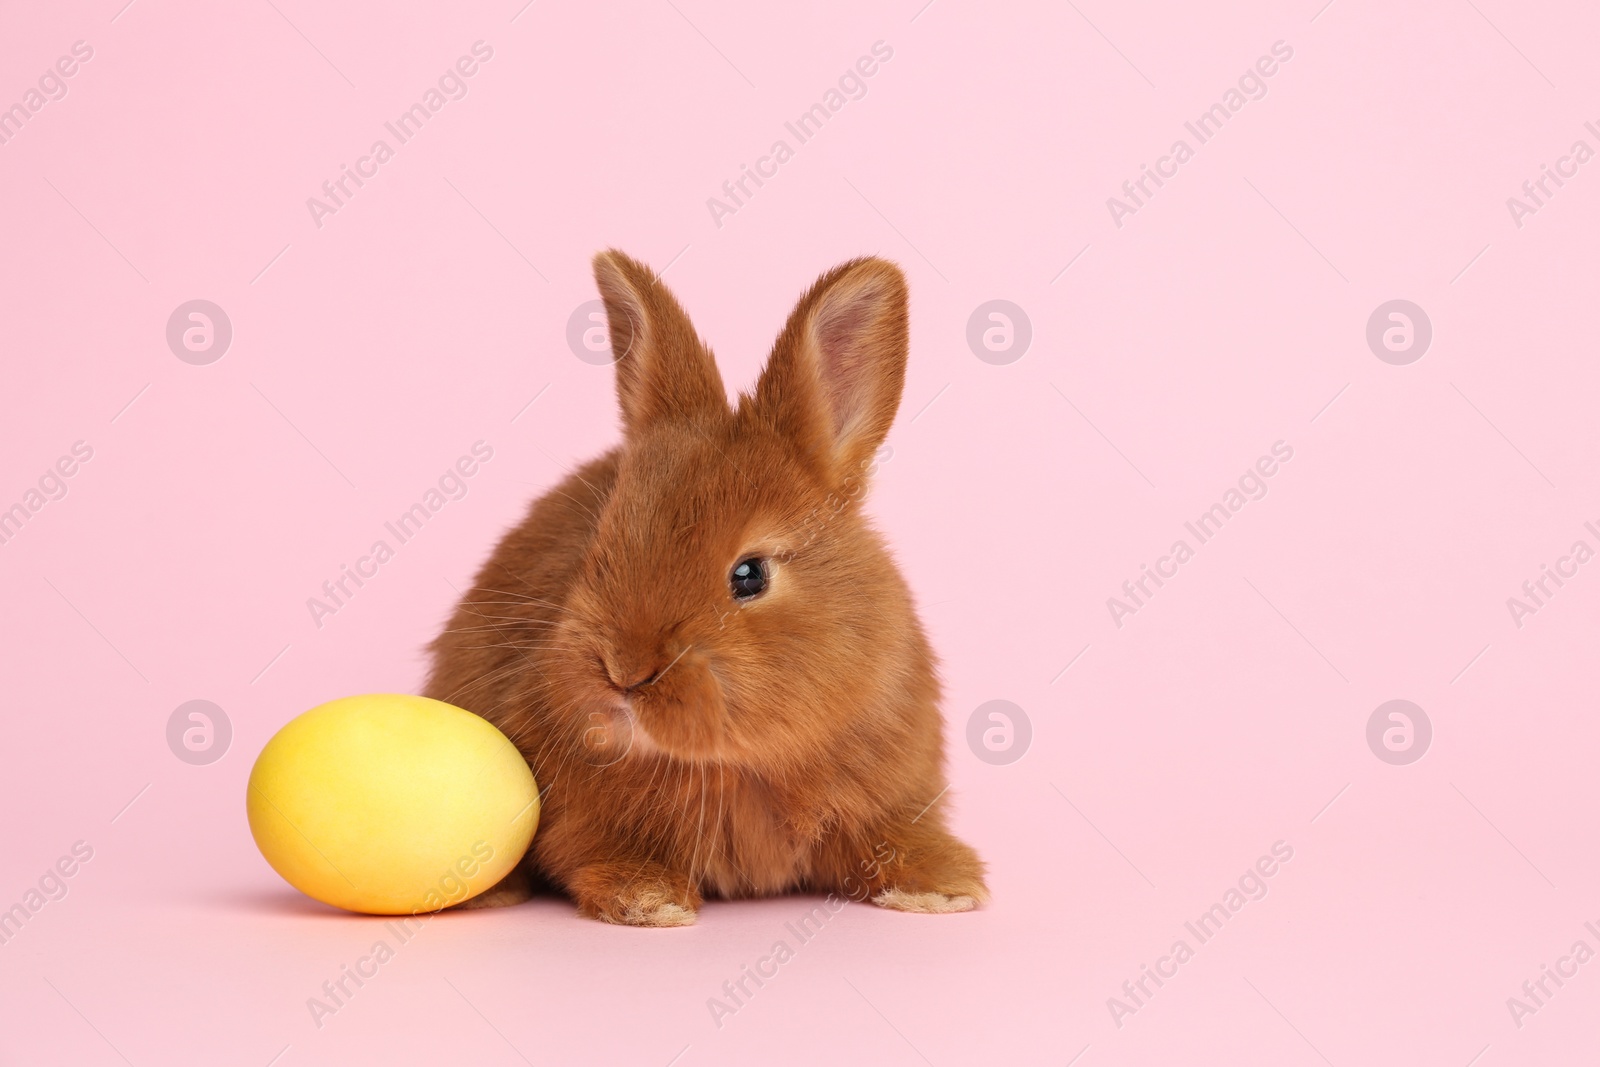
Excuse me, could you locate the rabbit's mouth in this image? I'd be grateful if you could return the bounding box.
[576,697,656,768]
[626,656,732,760]
[608,699,662,758]
[574,637,732,762]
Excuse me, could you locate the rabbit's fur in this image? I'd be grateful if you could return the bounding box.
[425,251,987,925]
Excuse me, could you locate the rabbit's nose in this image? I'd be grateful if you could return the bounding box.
[604,651,664,690]
[610,643,692,691]
[620,667,658,690]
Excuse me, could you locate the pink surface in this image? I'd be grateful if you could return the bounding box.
[2,0,1598,1064]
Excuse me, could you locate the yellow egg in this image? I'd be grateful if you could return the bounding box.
[247,694,538,915]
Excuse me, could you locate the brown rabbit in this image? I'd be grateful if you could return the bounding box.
[423,251,987,926]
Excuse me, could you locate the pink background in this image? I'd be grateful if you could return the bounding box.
[3,0,1598,1063]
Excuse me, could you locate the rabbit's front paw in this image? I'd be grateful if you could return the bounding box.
[570,861,700,927]
[849,820,989,914]
[871,888,979,913]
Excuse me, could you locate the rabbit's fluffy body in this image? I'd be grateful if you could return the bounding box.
[424,252,986,925]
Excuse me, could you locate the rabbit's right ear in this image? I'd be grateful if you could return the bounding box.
[754,257,908,487]
[593,250,728,435]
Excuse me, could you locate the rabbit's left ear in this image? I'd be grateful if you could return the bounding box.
[593,249,728,435]
[754,257,908,486]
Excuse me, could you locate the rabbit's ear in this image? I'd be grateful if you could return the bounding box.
[755,257,908,484]
[593,250,728,434]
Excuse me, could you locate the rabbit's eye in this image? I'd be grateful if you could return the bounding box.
[730,557,769,600]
